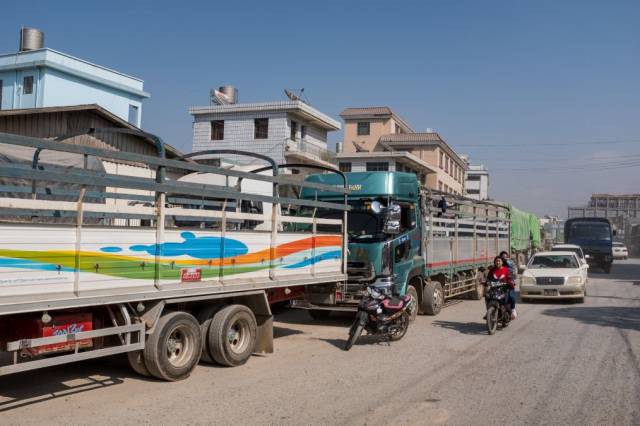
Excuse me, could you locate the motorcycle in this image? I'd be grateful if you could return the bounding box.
[485,280,511,335]
[344,282,416,351]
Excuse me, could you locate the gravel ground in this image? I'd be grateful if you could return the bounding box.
[1,259,639,425]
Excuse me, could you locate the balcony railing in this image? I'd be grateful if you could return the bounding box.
[284,138,335,163]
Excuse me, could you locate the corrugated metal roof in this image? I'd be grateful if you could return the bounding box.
[0,104,183,158]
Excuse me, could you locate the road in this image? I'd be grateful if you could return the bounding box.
[1,260,639,425]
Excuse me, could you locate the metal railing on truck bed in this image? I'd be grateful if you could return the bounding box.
[0,129,349,376]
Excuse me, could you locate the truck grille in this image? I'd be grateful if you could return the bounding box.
[535,277,565,285]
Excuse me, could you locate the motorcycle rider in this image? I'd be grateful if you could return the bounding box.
[500,250,516,279]
[484,256,517,320]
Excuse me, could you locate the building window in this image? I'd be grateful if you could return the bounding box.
[290,121,297,141]
[339,162,352,172]
[301,125,306,141]
[467,189,480,195]
[254,118,269,139]
[445,156,449,173]
[23,76,34,95]
[366,162,388,172]
[467,174,481,181]
[439,152,444,169]
[395,124,401,134]
[0,80,3,109]
[128,105,139,125]
[357,122,370,136]
[211,120,224,140]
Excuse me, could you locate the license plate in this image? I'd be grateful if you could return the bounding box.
[544,289,558,296]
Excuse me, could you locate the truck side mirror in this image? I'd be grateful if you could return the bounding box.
[383,204,401,235]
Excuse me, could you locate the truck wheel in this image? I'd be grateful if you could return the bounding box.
[406,283,419,321]
[423,281,444,316]
[127,350,151,377]
[209,305,257,367]
[197,305,222,364]
[470,271,485,300]
[308,309,331,320]
[143,311,202,381]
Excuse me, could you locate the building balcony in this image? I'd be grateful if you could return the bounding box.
[284,138,337,170]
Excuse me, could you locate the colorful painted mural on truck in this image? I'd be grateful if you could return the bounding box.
[0,234,342,280]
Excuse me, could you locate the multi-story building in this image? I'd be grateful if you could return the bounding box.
[0,28,148,127]
[336,107,466,194]
[189,87,341,171]
[465,164,490,200]
[568,193,640,244]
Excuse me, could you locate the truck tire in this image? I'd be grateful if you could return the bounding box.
[209,304,257,367]
[127,350,151,377]
[470,271,485,300]
[422,281,444,316]
[406,283,419,321]
[197,305,222,364]
[143,311,202,381]
[308,309,331,320]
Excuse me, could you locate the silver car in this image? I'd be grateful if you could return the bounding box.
[519,251,587,303]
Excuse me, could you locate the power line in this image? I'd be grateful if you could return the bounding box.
[457,139,640,147]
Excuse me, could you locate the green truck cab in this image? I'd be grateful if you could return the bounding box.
[295,171,511,318]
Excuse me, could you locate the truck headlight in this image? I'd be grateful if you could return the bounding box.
[521,276,536,285]
[567,276,583,285]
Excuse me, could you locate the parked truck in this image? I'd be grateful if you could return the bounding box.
[0,129,348,380]
[292,171,510,317]
[508,206,541,267]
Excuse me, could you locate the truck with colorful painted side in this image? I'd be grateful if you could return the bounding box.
[292,171,510,318]
[0,130,348,380]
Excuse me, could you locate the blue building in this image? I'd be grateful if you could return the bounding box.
[0,32,149,127]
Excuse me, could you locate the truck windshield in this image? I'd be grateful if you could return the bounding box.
[297,202,387,241]
[568,222,611,241]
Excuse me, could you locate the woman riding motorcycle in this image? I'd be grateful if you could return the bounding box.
[484,256,517,320]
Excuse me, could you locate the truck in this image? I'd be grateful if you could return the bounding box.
[0,129,348,380]
[508,206,541,267]
[291,171,510,317]
[564,217,614,273]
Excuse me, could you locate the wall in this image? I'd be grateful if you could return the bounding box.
[192,111,289,165]
[342,117,390,153]
[42,68,143,127]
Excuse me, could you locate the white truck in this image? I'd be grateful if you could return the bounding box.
[0,129,348,381]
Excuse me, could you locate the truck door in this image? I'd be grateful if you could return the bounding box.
[392,203,420,295]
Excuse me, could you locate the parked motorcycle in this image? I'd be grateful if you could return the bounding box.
[344,282,416,351]
[485,280,511,335]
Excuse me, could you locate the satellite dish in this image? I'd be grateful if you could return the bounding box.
[284,89,299,101]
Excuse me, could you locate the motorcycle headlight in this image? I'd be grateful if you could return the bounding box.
[521,276,536,285]
[567,275,583,285]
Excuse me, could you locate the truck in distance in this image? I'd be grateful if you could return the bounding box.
[564,217,614,273]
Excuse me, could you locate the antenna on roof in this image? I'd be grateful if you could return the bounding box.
[284,88,307,103]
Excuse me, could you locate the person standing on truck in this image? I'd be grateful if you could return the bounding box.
[484,256,517,320]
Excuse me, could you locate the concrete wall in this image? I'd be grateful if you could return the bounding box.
[342,117,390,153]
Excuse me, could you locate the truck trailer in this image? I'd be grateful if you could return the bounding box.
[0,129,348,380]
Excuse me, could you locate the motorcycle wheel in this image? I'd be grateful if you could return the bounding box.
[486,306,498,335]
[389,311,410,342]
[344,312,366,351]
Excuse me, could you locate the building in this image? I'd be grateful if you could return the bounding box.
[0,104,183,226]
[0,29,149,127]
[568,193,640,245]
[189,87,341,171]
[465,164,489,200]
[336,107,467,194]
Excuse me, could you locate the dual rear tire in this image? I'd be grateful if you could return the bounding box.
[130,304,257,381]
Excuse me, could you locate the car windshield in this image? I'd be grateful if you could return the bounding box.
[569,222,611,241]
[529,255,579,269]
[552,247,583,258]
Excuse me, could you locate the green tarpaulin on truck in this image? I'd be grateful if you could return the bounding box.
[509,205,541,252]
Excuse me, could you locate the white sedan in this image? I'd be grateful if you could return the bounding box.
[613,242,628,260]
[519,251,587,303]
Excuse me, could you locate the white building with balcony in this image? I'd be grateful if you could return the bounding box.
[465,164,489,200]
[189,92,340,172]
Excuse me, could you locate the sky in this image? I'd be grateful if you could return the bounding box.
[1,0,639,217]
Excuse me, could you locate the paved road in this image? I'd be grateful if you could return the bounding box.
[1,260,639,425]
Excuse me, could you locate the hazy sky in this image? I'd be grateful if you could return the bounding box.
[1,0,638,217]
